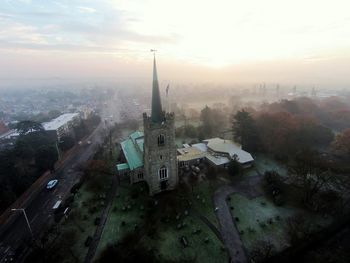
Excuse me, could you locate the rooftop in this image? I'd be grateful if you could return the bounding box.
[42,113,79,131]
[204,138,254,164]
[118,131,144,171]
[177,147,206,162]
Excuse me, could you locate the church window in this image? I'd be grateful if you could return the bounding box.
[137,171,143,179]
[160,155,163,160]
[158,134,165,146]
[158,166,168,180]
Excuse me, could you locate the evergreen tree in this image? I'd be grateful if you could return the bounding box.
[232,110,259,152]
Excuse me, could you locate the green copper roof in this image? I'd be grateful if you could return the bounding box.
[151,55,163,123]
[119,131,144,171]
[116,163,129,171]
[130,131,144,143]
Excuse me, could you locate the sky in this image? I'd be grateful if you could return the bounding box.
[1,0,350,88]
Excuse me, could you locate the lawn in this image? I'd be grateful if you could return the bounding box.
[95,174,230,263]
[227,194,332,254]
[94,182,150,259]
[140,213,227,263]
[251,154,288,177]
[243,153,288,176]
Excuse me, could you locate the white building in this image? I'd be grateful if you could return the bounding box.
[178,137,254,169]
[42,113,80,140]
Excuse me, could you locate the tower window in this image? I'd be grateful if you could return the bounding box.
[158,134,165,146]
[158,166,168,180]
[137,171,143,179]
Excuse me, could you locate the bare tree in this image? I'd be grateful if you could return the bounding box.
[288,150,338,208]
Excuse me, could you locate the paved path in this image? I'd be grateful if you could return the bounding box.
[190,209,224,243]
[213,174,263,263]
[83,176,119,263]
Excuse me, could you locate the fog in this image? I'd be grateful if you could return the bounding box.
[1,51,350,90]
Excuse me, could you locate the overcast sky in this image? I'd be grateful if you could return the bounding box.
[1,0,350,88]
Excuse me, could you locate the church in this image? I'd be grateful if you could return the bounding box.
[116,54,178,196]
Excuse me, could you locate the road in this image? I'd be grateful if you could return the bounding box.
[0,121,107,262]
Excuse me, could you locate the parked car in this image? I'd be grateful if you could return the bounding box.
[46,179,58,190]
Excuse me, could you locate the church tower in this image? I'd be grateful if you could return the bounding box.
[143,53,178,195]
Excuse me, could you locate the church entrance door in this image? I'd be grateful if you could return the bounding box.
[160,180,168,190]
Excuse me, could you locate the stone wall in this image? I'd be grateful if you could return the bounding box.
[143,112,178,195]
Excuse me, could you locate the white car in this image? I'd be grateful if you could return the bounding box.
[47,179,58,190]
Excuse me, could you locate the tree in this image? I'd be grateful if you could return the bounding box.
[184,124,197,138]
[263,171,285,206]
[333,128,350,154]
[228,159,240,176]
[16,120,44,135]
[59,135,75,151]
[286,214,312,245]
[288,149,337,207]
[200,105,227,138]
[84,160,110,192]
[232,110,259,152]
[35,145,58,172]
[14,139,35,160]
[200,106,214,137]
[0,149,17,211]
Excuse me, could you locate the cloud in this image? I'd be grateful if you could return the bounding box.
[77,6,96,14]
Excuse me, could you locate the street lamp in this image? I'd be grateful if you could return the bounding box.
[11,208,33,238]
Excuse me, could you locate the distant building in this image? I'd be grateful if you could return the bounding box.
[42,113,80,140]
[77,106,94,120]
[117,54,178,196]
[178,138,254,169]
[0,121,9,135]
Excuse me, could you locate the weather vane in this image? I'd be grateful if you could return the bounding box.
[150,49,157,57]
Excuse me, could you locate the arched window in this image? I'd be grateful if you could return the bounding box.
[158,166,168,180]
[157,134,165,146]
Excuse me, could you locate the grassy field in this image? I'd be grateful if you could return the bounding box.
[95,174,230,262]
[228,194,332,254]
[68,184,108,260]
[94,182,150,259]
[253,154,288,176]
[140,213,227,263]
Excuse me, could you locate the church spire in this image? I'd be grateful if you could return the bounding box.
[151,51,163,123]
